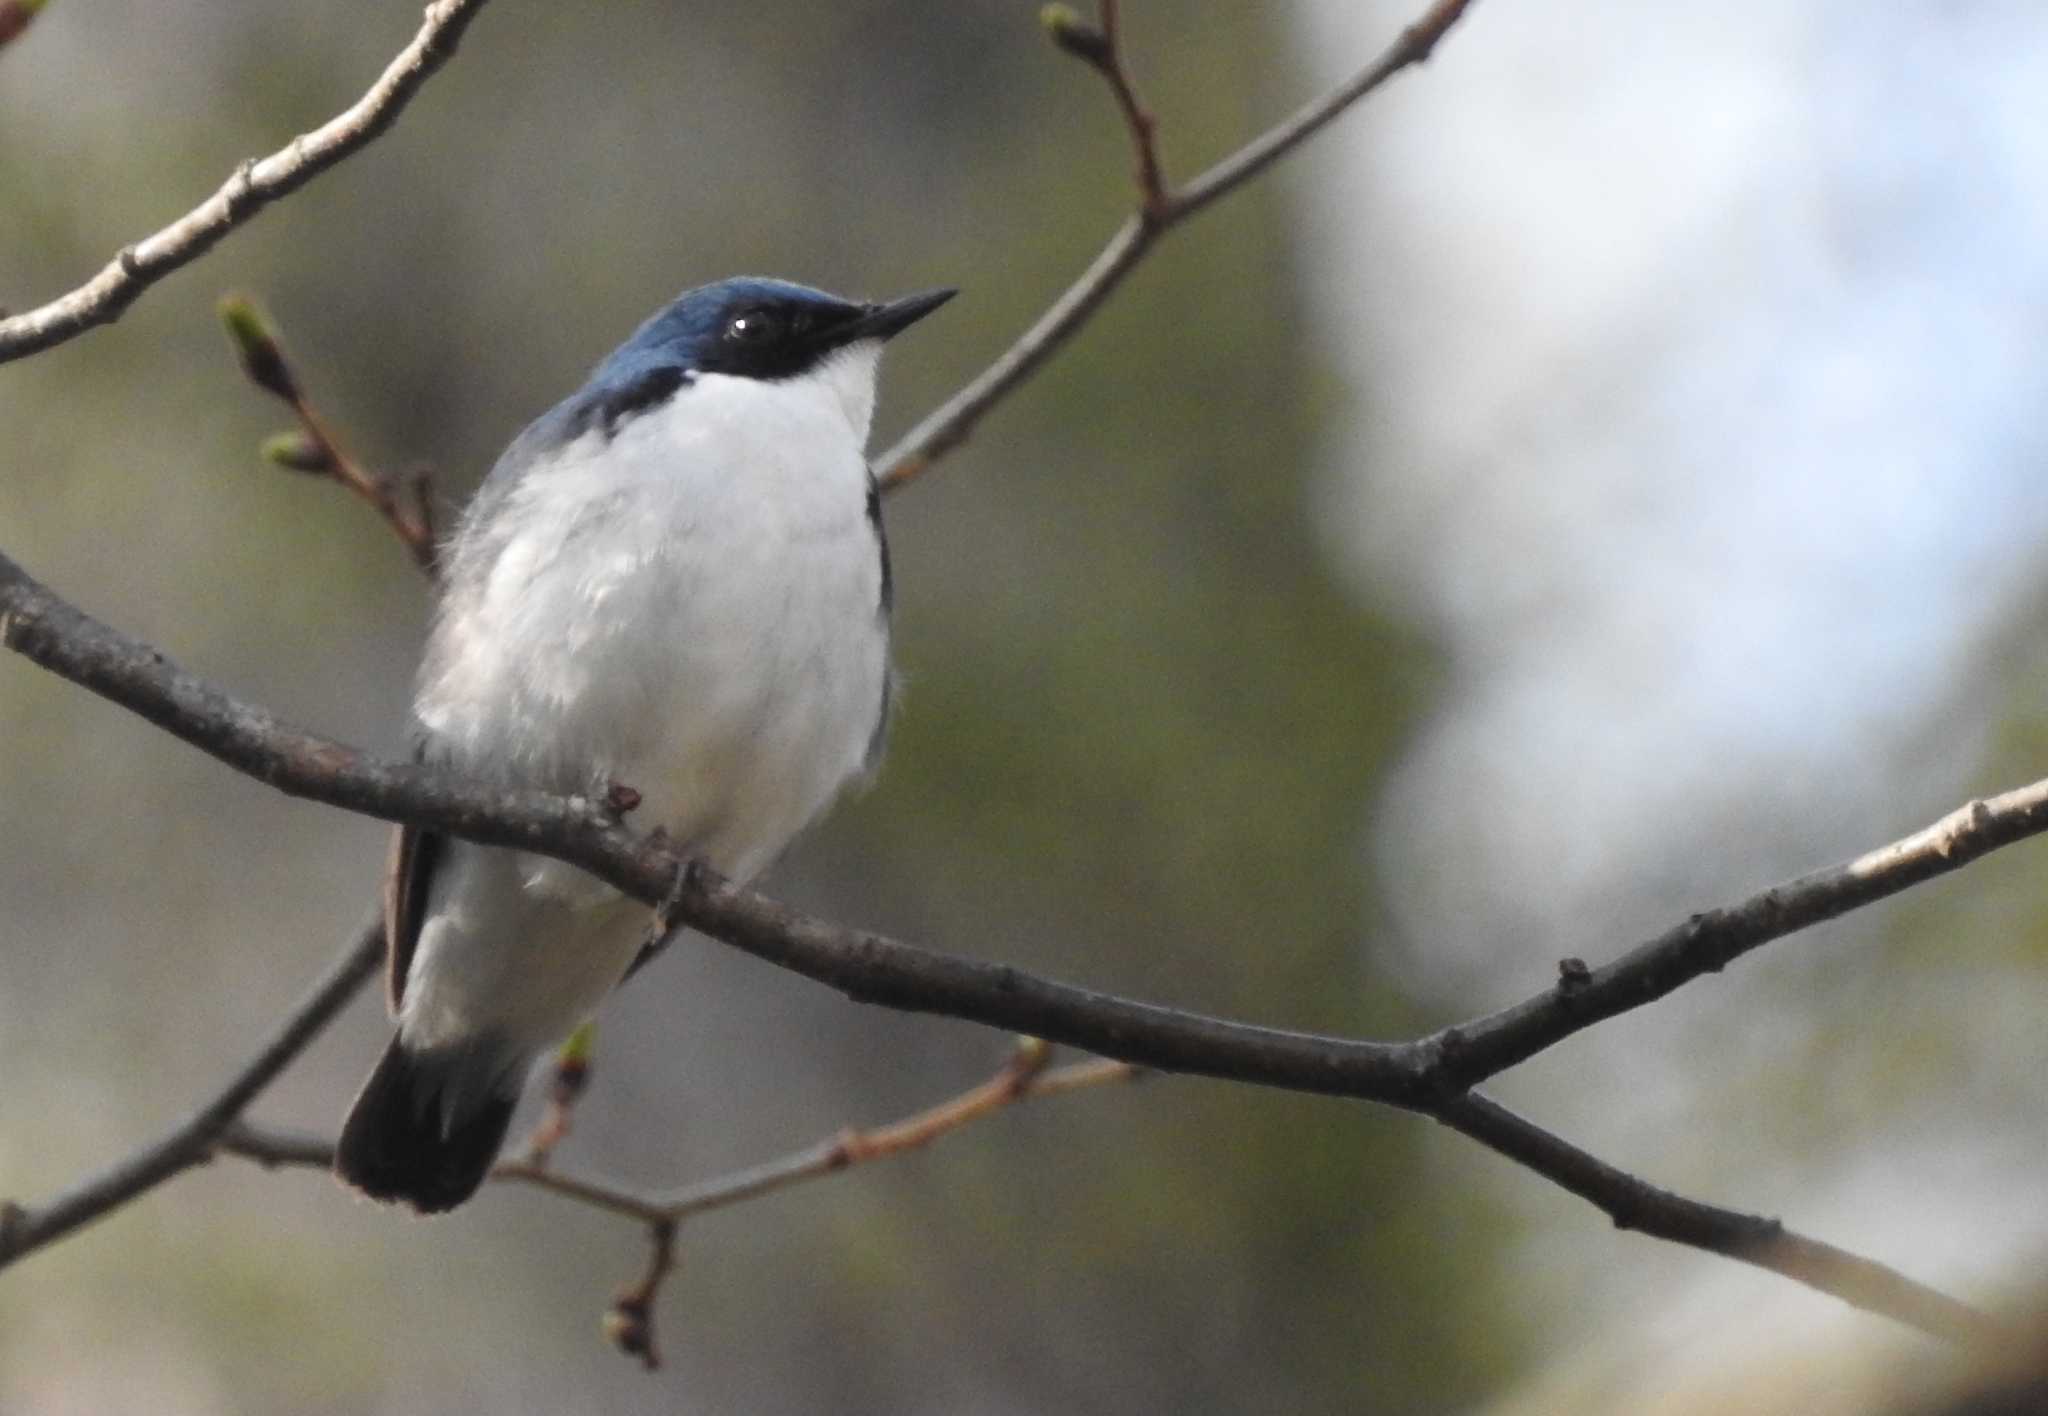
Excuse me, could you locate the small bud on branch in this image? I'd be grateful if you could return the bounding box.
[1040,4,1111,66]
[218,294,299,403]
[259,430,333,475]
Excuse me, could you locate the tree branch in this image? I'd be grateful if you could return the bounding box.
[874,0,1478,491]
[1435,1095,2009,1349]
[5,543,2046,1135]
[0,0,491,365]
[0,546,2020,1340]
[219,1045,1143,1369]
[0,916,381,1267]
[219,295,441,577]
[1425,791,2048,1088]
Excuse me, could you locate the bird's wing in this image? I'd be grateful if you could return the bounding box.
[381,821,444,1012]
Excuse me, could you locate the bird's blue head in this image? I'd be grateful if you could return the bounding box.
[590,277,956,389]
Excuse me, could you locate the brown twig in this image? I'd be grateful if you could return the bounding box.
[489,1044,1124,1224]
[1042,1,1168,219]
[0,0,491,365]
[220,295,440,578]
[603,1218,678,1370]
[518,1022,596,1167]
[875,0,1479,491]
[0,0,49,51]
[221,1043,1140,1366]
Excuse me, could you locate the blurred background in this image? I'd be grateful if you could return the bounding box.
[2,1,2045,1411]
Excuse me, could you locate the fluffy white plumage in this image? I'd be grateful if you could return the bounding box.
[399,344,890,1057]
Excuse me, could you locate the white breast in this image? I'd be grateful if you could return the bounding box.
[418,349,891,887]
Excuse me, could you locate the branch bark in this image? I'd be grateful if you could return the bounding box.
[8,547,2045,1123]
[0,0,491,365]
[0,545,2020,1343]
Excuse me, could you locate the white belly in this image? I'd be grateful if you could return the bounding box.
[399,365,890,1052]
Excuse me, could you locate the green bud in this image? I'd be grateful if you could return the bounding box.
[1040,4,1109,64]
[556,1020,597,1069]
[218,293,298,402]
[259,429,330,474]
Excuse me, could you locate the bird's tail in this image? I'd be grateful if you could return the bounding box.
[334,1036,522,1214]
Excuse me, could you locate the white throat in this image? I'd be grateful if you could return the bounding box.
[809,338,883,443]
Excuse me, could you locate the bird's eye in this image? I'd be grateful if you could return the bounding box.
[724,310,779,344]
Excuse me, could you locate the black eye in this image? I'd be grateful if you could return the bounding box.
[724,309,780,344]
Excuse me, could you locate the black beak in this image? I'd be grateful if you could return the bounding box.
[838,287,957,344]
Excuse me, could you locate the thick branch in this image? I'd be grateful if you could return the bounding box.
[0,917,381,1267]
[0,0,490,365]
[874,0,1478,490]
[0,548,2022,1338]
[0,546,1430,1107]
[7,545,2048,1131]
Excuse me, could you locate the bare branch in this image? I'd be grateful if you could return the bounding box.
[0,917,381,1268]
[603,1218,677,1370]
[0,542,2026,1336]
[1424,794,2048,1088]
[220,295,441,577]
[0,0,491,365]
[221,1045,1140,1366]
[517,1021,596,1167]
[874,0,1479,490]
[1042,1,1168,219]
[5,541,2047,1131]
[1436,1095,2011,1349]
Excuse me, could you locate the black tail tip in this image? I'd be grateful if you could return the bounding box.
[334,1037,519,1215]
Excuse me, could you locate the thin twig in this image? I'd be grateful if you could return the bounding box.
[220,1056,1141,1223]
[289,394,439,577]
[0,916,382,1269]
[1043,1,1168,219]
[489,1045,1133,1225]
[875,0,1479,491]
[221,295,441,577]
[221,1044,1140,1366]
[518,1022,596,1167]
[603,1218,677,1370]
[1435,1094,2010,1349]
[0,0,491,365]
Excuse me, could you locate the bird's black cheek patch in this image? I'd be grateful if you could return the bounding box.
[569,364,696,441]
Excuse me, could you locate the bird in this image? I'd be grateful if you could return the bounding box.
[334,276,954,1213]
